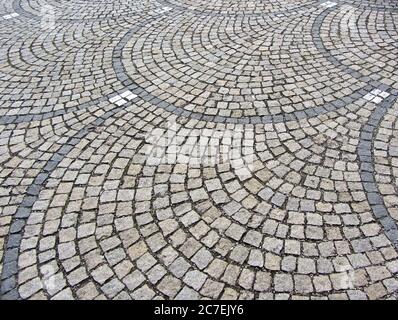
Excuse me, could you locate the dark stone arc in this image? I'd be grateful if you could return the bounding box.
[112,23,380,125]
[358,92,398,249]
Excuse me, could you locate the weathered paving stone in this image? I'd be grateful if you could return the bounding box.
[183,270,207,291]
[157,275,182,298]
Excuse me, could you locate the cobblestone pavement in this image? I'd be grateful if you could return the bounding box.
[0,0,398,300]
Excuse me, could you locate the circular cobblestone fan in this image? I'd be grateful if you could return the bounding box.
[0,22,130,120]
[160,0,319,15]
[1,0,398,300]
[122,13,366,120]
[321,6,398,89]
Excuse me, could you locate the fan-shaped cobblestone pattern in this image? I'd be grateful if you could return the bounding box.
[120,13,368,121]
[0,0,398,300]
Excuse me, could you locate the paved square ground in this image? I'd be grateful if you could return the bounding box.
[1,0,398,300]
